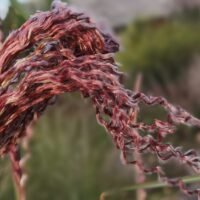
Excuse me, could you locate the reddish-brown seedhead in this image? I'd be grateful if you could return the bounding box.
[0,0,200,198]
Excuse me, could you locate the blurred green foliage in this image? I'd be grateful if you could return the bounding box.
[118,15,200,87]
[27,95,113,200]
[2,0,29,35]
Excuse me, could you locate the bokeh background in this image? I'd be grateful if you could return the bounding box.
[1,0,200,199]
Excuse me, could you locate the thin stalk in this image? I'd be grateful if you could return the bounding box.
[9,145,26,200]
[100,175,200,200]
[132,73,146,200]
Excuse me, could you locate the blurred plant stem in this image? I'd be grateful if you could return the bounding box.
[9,115,37,200]
[9,146,26,200]
[100,175,200,200]
[132,73,146,200]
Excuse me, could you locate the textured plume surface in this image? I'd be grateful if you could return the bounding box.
[1,0,200,197]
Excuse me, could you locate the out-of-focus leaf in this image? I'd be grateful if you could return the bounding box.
[118,16,200,88]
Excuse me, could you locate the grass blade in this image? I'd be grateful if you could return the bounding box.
[100,175,200,199]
